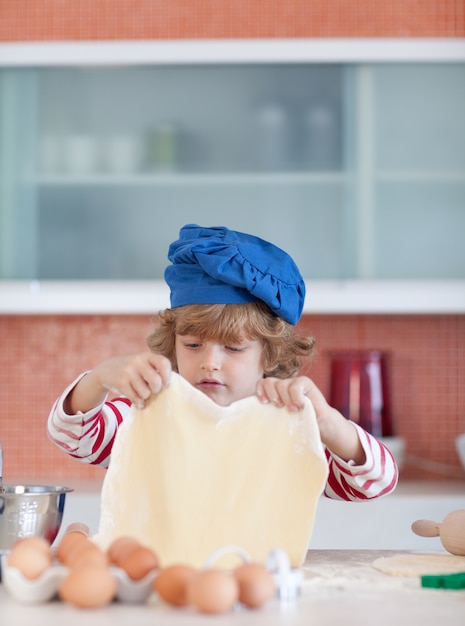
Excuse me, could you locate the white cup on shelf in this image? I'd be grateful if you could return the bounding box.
[105,135,142,174]
[64,134,99,175]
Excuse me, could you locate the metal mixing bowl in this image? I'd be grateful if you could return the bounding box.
[0,485,73,550]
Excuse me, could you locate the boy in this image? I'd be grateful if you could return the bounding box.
[48,224,398,500]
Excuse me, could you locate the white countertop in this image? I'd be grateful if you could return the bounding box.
[1,550,464,626]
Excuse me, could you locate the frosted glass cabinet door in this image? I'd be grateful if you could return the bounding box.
[3,64,349,280]
[372,63,465,279]
[0,70,38,278]
[0,62,464,281]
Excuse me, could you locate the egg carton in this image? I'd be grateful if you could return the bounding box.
[1,547,303,606]
[0,555,157,604]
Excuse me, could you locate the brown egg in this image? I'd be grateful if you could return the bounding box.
[234,562,276,608]
[10,536,51,555]
[64,522,90,536]
[56,530,89,564]
[68,542,109,570]
[107,536,140,566]
[59,565,117,609]
[188,569,239,614]
[7,537,53,579]
[154,564,197,607]
[61,538,98,567]
[118,545,159,580]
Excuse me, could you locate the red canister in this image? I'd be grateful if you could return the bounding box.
[327,350,393,437]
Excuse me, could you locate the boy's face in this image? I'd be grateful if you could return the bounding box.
[175,334,265,406]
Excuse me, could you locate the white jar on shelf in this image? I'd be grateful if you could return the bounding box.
[104,135,143,174]
[256,102,291,171]
[303,103,338,170]
[64,134,99,175]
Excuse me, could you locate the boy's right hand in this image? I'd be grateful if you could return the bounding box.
[64,352,172,414]
[95,352,172,408]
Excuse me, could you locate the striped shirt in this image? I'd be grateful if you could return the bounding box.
[47,374,398,502]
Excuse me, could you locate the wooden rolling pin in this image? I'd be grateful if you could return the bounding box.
[411,510,465,556]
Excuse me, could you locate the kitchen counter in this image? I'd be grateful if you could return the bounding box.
[1,550,464,626]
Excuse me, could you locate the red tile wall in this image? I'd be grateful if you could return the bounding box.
[1,313,464,483]
[0,0,464,41]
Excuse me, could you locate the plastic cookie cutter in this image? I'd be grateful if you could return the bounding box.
[421,572,465,590]
[203,545,251,569]
[203,546,302,603]
[266,548,303,601]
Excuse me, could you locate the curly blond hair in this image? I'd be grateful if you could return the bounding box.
[147,302,316,378]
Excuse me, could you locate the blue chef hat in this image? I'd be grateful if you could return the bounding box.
[164,224,306,325]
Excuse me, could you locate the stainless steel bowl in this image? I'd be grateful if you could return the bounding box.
[0,485,73,550]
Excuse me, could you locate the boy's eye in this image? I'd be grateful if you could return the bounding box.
[226,345,244,353]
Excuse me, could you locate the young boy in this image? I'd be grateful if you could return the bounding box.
[47,224,398,501]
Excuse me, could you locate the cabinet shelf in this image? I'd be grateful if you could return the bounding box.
[376,170,465,183]
[36,171,348,187]
[36,170,465,187]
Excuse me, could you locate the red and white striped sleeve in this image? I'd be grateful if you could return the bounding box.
[47,372,132,468]
[323,424,399,501]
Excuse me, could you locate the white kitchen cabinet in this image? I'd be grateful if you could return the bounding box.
[0,40,464,312]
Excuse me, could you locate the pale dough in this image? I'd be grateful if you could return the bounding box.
[94,372,328,568]
[372,553,465,577]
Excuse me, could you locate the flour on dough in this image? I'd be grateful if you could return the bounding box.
[372,553,465,577]
[93,372,329,568]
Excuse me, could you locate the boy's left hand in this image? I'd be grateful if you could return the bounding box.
[256,376,366,465]
[256,375,330,417]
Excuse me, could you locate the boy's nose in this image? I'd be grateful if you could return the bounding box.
[201,345,221,371]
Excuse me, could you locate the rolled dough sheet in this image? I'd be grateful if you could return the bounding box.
[94,372,328,568]
[372,553,465,577]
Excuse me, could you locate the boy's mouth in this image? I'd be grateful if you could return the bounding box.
[197,378,224,390]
